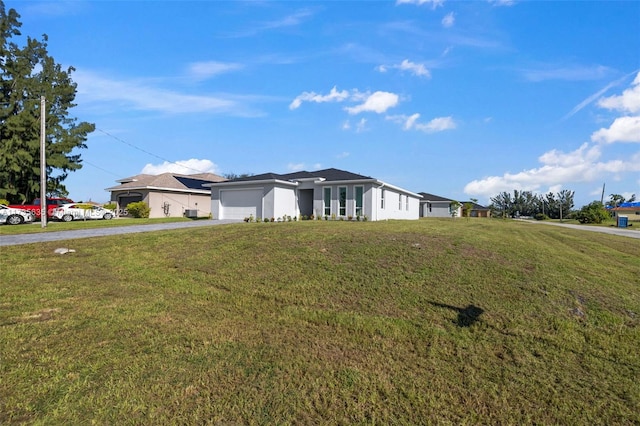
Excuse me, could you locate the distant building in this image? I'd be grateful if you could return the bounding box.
[418,192,461,218]
[607,202,640,221]
[106,172,226,218]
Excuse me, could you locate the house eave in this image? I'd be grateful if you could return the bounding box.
[205,179,298,188]
[106,185,211,194]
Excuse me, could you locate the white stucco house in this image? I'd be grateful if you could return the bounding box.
[205,168,421,221]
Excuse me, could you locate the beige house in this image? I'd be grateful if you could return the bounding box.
[106,173,226,218]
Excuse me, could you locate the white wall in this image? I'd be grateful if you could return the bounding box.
[373,187,419,220]
[272,186,297,220]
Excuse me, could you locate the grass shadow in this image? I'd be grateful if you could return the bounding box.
[429,301,484,327]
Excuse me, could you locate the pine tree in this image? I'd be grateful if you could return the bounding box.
[0,1,94,203]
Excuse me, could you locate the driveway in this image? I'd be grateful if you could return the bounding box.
[0,219,242,247]
[520,220,640,239]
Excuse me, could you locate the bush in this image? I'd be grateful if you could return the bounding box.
[126,201,150,218]
[0,199,9,206]
[103,202,116,210]
[574,201,609,224]
[534,213,549,221]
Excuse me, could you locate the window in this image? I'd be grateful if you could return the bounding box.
[399,194,402,210]
[339,186,347,216]
[381,189,385,209]
[324,187,331,216]
[428,203,432,212]
[355,186,363,217]
[406,195,409,211]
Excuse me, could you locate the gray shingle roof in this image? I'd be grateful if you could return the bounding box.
[228,168,373,183]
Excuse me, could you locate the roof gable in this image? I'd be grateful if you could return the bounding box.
[107,172,226,192]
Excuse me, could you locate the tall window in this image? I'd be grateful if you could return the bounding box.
[381,189,385,209]
[339,186,347,216]
[324,187,331,216]
[355,186,363,217]
[399,194,402,210]
[406,195,409,211]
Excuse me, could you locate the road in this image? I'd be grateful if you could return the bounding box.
[0,219,242,247]
[519,220,640,239]
[1,218,639,247]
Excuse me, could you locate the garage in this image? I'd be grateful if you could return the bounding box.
[220,188,263,220]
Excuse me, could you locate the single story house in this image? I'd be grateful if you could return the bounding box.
[205,168,421,221]
[607,202,640,222]
[461,201,491,218]
[418,192,462,218]
[106,172,226,218]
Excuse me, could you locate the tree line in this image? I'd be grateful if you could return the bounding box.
[489,189,575,220]
[489,190,636,224]
[1,1,94,204]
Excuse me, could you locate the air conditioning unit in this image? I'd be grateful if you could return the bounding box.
[185,209,198,218]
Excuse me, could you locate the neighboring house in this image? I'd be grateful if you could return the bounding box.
[205,168,421,221]
[106,172,226,218]
[418,192,461,218]
[461,201,491,218]
[607,202,640,221]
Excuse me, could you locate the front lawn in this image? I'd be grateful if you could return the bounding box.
[1,219,638,424]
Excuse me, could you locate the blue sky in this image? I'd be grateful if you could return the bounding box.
[6,0,640,206]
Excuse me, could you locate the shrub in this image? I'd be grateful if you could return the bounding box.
[0,199,9,206]
[534,213,549,221]
[575,201,610,224]
[103,202,116,210]
[126,201,150,218]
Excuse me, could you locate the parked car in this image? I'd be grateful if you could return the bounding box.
[7,197,75,220]
[0,204,35,225]
[52,204,114,222]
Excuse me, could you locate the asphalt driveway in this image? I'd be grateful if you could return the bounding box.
[0,219,242,247]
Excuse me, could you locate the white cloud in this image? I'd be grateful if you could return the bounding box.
[419,116,456,132]
[597,71,640,113]
[488,0,515,6]
[287,163,305,172]
[187,61,243,80]
[74,70,257,116]
[355,118,368,132]
[591,116,640,144]
[465,68,640,201]
[396,0,444,9]
[377,59,431,78]
[442,12,455,28]
[345,91,399,114]
[463,143,640,199]
[227,9,316,37]
[141,159,218,175]
[336,152,350,159]
[522,64,611,82]
[387,113,456,133]
[289,86,350,110]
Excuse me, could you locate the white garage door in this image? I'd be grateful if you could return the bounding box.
[220,189,263,220]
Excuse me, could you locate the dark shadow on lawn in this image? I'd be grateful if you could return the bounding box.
[429,302,484,327]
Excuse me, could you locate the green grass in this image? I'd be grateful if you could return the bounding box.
[0,216,193,235]
[1,219,638,424]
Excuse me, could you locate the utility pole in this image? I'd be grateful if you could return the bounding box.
[600,182,605,205]
[40,95,47,228]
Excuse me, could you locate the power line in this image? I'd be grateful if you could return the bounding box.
[96,128,210,174]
